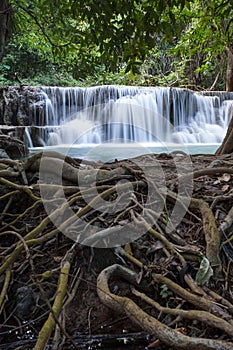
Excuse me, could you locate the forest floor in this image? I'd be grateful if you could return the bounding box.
[0,151,233,350]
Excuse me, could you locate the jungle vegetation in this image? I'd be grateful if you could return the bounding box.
[0,0,233,90]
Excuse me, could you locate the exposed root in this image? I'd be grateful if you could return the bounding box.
[97,264,233,350]
[0,152,233,348]
[34,254,72,350]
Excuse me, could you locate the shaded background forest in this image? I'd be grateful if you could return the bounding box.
[0,0,233,90]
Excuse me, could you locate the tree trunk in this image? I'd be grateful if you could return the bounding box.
[226,47,233,92]
[215,111,233,155]
[0,0,11,61]
[215,47,233,155]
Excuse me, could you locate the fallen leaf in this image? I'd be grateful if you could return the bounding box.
[147,241,164,254]
[218,173,231,182]
[148,339,161,348]
[222,184,230,192]
[195,257,213,285]
[136,269,144,284]
[213,180,221,185]
[53,256,63,263]
[124,243,132,254]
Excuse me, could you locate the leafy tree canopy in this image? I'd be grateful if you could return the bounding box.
[1,0,233,88]
[7,0,190,74]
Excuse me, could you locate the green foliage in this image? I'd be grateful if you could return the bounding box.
[171,0,231,89]
[0,40,81,86]
[0,0,232,89]
[1,41,51,78]
[7,0,191,76]
[160,284,173,299]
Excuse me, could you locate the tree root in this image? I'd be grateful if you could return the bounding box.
[0,268,11,314]
[132,288,233,337]
[190,198,222,277]
[167,189,222,278]
[152,273,233,324]
[1,152,233,347]
[97,264,233,350]
[34,255,71,350]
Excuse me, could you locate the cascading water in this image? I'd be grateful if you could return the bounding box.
[29,86,233,151]
[24,127,34,148]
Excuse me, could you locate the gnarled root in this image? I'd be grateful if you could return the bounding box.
[97,264,233,350]
[34,255,71,350]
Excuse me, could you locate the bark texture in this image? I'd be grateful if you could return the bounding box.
[0,0,11,61]
[216,111,233,154]
[226,47,233,92]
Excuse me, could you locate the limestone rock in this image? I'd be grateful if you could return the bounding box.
[0,133,28,159]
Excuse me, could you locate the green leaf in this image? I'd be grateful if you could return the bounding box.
[125,63,132,74]
[2,64,11,70]
[195,257,213,286]
[160,284,173,298]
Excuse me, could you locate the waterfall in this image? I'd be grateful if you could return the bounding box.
[29,86,233,146]
[24,127,34,148]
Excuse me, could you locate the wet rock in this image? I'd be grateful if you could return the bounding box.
[0,86,44,126]
[15,286,35,320]
[209,159,225,167]
[0,149,9,158]
[0,133,28,159]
